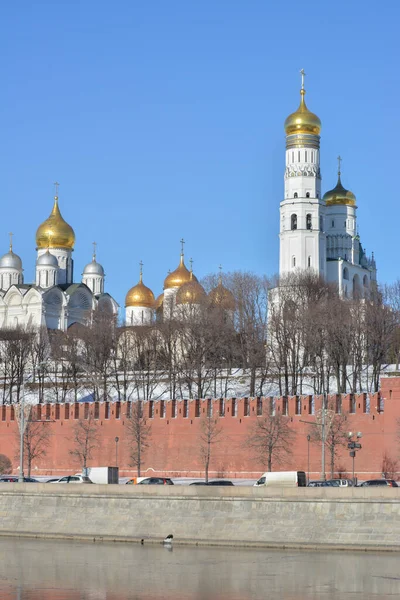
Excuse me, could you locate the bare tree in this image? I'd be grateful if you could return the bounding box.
[126,401,151,476]
[382,452,399,480]
[0,454,12,474]
[15,418,51,477]
[69,411,100,472]
[247,410,296,472]
[199,410,223,482]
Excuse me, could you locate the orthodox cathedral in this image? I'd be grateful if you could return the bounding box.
[0,188,118,330]
[279,70,376,295]
[0,71,376,333]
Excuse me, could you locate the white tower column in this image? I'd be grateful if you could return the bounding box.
[280,71,326,278]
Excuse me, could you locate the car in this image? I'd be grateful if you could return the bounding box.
[328,479,354,487]
[0,475,39,483]
[307,480,329,487]
[137,477,174,485]
[359,479,398,487]
[50,475,93,484]
[206,480,234,486]
[189,481,209,486]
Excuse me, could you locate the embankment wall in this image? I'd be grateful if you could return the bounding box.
[0,484,399,551]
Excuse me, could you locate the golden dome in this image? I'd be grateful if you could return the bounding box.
[164,254,198,289]
[155,293,164,310]
[284,73,321,136]
[125,270,155,308]
[209,279,235,311]
[176,274,206,305]
[323,159,356,207]
[36,196,75,250]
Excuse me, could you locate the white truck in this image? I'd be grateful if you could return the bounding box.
[254,471,307,487]
[84,467,119,484]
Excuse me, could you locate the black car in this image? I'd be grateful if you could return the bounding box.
[206,480,234,486]
[360,479,398,487]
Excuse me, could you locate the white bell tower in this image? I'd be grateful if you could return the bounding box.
[279,70,326,278]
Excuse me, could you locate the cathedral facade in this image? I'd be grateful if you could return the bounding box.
[0,191,118,330]
[280,71,376,295]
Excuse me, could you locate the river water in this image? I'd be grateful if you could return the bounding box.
[0,538,399,599]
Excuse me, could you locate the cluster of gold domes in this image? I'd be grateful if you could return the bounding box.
[323,157,356,207]
[284,69,321,136]
[125,248,235,312]
[36,193,75,250]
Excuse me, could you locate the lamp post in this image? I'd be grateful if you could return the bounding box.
[307,434,311,483]
[348,431,362,485]
[18,374,33,483]
[115,436,119,468]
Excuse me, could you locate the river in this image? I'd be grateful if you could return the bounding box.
[0,538,398,599]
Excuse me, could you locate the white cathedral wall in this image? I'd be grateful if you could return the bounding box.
[126,306,153,326]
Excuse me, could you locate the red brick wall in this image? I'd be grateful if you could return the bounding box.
[1,377,398,480]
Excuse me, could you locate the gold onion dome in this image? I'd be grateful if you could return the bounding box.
[164,253,198,290]
[36,195,75,250]
[155,293,164,310]
[323,157,356,207]
[125,265,155,308]
[176,272,206,305]
[284,70,321,136]
[209,275,235,311]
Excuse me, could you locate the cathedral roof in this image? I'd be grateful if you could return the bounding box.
[125,266,155,308]
[284,71,321,136]
[164,253,197,290]
[176,274,206,305]
[323,159,356,207]
[36,196,75,250]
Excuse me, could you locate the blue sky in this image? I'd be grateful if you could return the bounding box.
[0,1,398,311]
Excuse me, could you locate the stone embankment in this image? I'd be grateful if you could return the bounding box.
[0,484,399,551]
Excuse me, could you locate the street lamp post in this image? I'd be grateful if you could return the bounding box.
[18,374,33,483]
[115,436,119,467]
[348,431,362,485]
[307,435,311,483]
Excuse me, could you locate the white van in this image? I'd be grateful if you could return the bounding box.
[254,471,307,487]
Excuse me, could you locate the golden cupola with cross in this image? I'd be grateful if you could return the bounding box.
[36,183,75,250]
[284,69,321,136]
[323,156,356,207]
[164,240,198,290]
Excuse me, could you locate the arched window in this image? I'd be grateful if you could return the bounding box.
[306,192,310,198]
[363,275,369,287]
[331,220,335,228]
[292,256,296,267]
[307,256,311,268]
[294,192,298,199]
[291,214,297,230]
[343,267,349,280]
[353,274,361,298]
[306,213,312,230]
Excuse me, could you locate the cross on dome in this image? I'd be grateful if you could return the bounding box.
[53,181,60,198]
[300,68,306,90]
[92,241,97,261]
[8,232,13,252]
[337,155,342,176]
[180,238,185,256]
[139,260,143,282]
